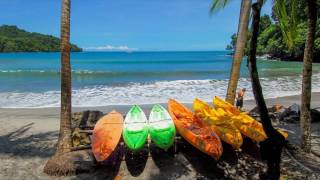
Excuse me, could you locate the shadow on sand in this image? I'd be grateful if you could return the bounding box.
[124,145,148,177]
[149,142,192,179]
[177,138,226,179]
[0,123,58,158]
[72,144,124,180]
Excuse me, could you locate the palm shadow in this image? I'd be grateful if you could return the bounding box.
[73,144,124,180]
[176,138,226,179]
[0,123,58,158]
[124,145,148,177]
[241,137,261,159]
[149,142,192,179]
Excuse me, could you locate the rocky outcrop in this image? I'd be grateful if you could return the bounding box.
[311,108,320,122]
[250,104,320,123]
[71,110,103,130]
[71,111,104,147]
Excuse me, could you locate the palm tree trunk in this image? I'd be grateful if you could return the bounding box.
[301,0,317,153]
[225,0,251,104]
[248,0,285,179]
[57,0,72,155]
[43,0,74,175]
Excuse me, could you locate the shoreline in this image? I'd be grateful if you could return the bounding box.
[1,92,319,135]
[1,92,319,179]
[1,92,319,113]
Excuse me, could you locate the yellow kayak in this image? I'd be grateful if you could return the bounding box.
[213,96,288,141]
[193,98,243,149]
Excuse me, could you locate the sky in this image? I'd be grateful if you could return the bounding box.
[0,0,273,51]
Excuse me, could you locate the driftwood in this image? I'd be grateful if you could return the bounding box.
[78,130,93,135]
[72,135,183,151]
[71,145,92,151]
[71,111,185,150]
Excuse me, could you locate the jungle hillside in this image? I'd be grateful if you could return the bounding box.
[226,1,320,62]
[0,25,82,52]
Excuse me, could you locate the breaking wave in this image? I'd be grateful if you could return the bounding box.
[1,73,320,108]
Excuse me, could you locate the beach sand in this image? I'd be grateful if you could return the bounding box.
[0,93,320,180]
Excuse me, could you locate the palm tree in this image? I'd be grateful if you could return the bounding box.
[300,0,317,153]
[247,0,285,179]
[212,1,320,155]
[211,0,252,104]
[44,0,75,175]
[211,0,298,104]
[56,0,73,156]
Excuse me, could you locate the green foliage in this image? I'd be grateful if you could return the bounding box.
[210,0,232,13]
[259,14,272,33]
[0,25,82,52]
[226,33,237,50]
[273,0,298,49]
[226,5,320,62]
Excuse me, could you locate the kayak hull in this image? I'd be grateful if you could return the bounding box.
[168,99,223,160]
[149,104,176,150]
[213,96,288,141]
[91,111,123,162]
[193,98,243,149]
[123,105,148,151]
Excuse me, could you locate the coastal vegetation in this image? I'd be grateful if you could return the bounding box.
[213,0,317,178]
[0,25,82,52]
[226,1,320,62]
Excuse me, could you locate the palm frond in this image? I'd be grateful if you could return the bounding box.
[210,0,233,14]
[273,0,298,49]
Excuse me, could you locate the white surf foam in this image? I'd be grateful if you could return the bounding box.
[1,73,320,108]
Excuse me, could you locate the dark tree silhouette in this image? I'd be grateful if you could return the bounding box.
[247,0,285,179]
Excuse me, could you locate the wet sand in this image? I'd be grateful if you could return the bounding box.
[0,93,319,180]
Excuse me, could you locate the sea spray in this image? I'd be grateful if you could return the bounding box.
[1,73,320,108]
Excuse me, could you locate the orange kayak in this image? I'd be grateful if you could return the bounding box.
[193,98,243,149]
[92,111,123,162]
[168,99,223,160]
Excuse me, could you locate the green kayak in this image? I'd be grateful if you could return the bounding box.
[123,105,148,151]
[149,104,176,150]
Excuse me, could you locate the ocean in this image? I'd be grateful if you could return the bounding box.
[0,51,320,108]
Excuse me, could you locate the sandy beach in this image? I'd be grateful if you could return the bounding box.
[0,93,320,180]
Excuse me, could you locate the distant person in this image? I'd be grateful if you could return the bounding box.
[236,88,246,111]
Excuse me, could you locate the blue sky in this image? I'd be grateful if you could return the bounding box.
[0,0,273,51]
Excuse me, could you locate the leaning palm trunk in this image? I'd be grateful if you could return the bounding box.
[44,0,75,176]
[247,0,285,179]
[225,0,251,104]
[301,0,317,153]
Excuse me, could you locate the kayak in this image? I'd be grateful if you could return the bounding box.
[123,105,148,151]
[91,111,123,162]
[168,99,223,160]
[193,98,243,149]
[213,96,288,141]
[149,104,176,150]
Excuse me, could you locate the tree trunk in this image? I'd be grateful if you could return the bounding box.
[57,0,72,155]
[225,0,251,104]
[43,0,74,175]
[248,0,285,179]
[301,0,317,153]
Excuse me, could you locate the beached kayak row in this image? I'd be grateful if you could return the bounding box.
[91,97,289,163]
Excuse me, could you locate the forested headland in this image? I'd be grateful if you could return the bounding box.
[226,1,320,62]
[0,25,82,52]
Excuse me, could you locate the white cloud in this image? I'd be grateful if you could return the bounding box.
[85,45,138,52]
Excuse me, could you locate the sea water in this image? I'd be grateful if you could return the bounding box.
[0,51,319,108]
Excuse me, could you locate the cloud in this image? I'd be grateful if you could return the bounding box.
[85,45,138,52]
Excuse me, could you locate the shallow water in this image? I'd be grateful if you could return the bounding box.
[0,51,319,107]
